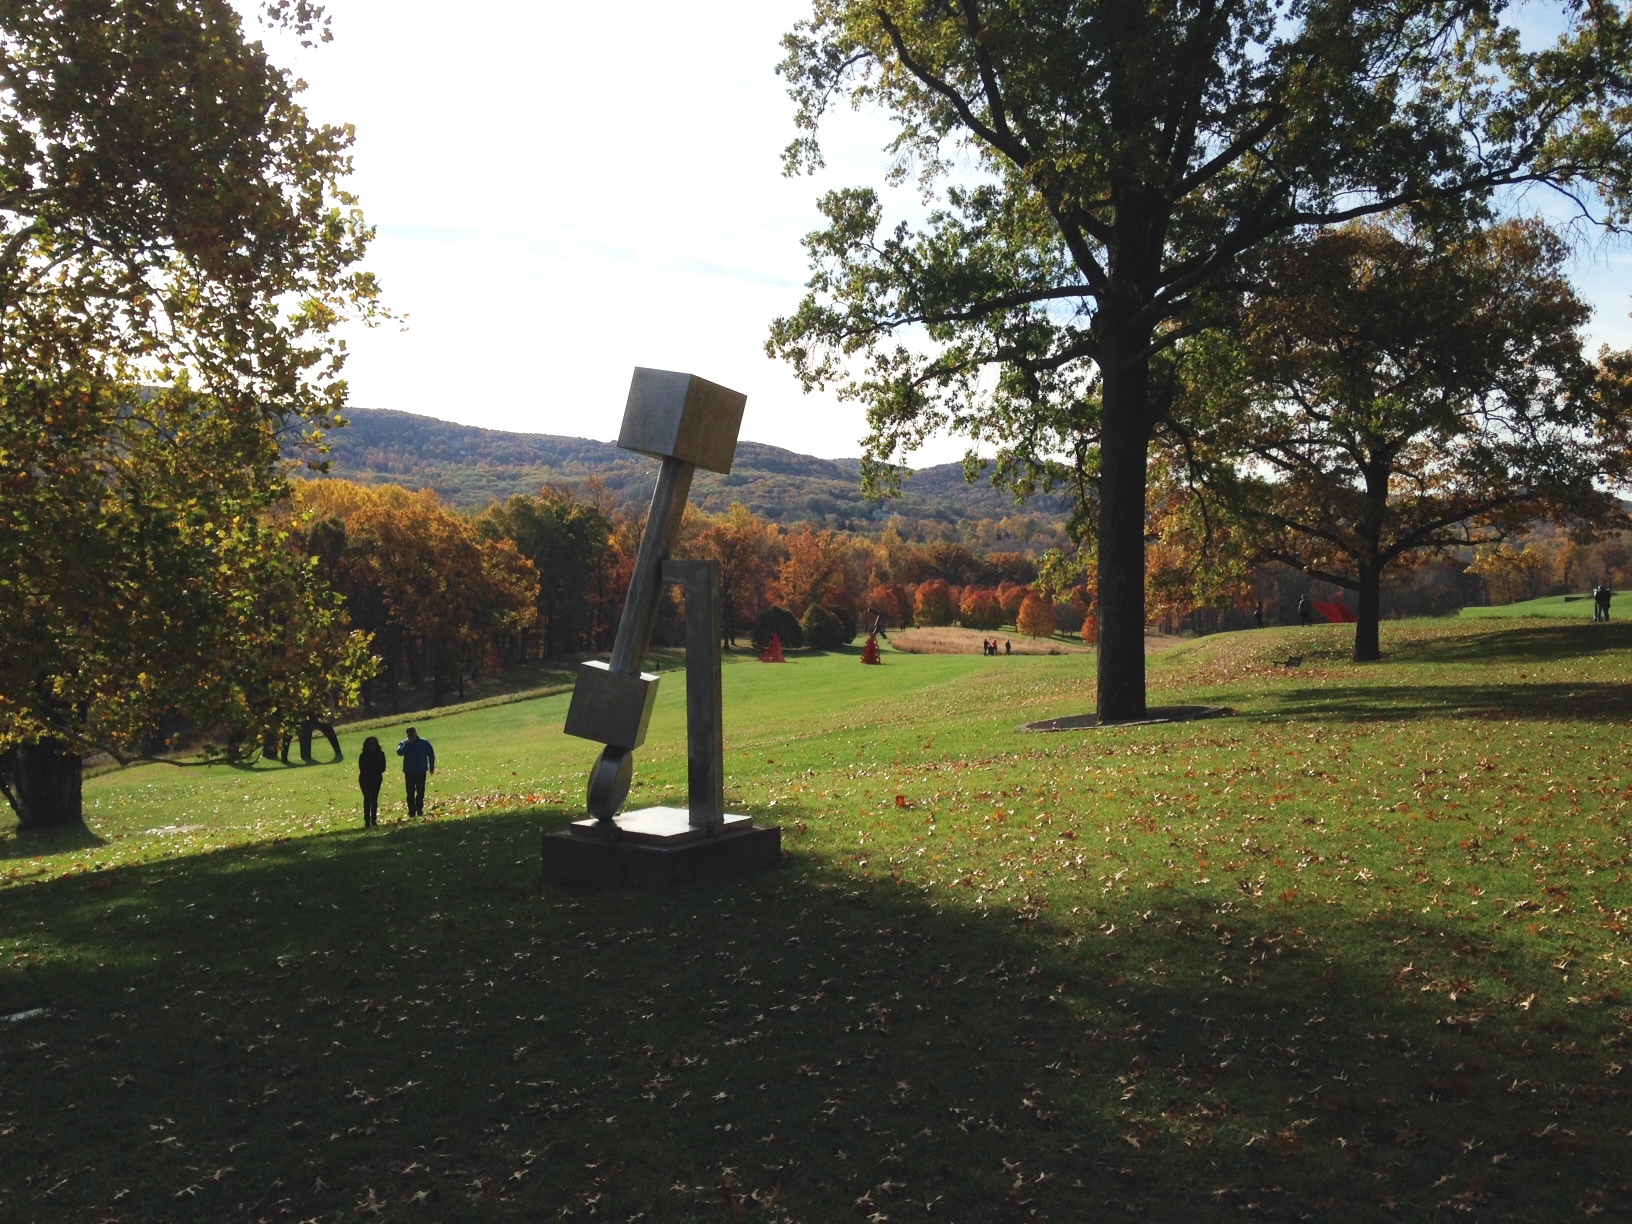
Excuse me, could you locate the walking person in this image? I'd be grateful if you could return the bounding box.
[1298,594,1312,626]
[358,735,386,827]
[1601,585,1614,622]
[396,726,435,818]
[1593,583,1604,621]
[1253,600,1264,629]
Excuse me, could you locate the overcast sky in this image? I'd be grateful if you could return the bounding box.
[277,1,1632,465]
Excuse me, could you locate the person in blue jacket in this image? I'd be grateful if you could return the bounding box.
[396,726,436,817]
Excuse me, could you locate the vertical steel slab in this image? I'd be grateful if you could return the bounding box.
[663,559,724,828]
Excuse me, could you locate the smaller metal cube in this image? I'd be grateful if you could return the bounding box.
[564,662,660,750]
[617,368,747,474]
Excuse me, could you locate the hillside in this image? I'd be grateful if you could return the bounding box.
[301,407,1073,527]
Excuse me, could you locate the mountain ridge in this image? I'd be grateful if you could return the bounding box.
[302,406,1073,528]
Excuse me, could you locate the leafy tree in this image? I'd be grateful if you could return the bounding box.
[959,587,1004,630]
[770,0,1632,719]
[1188,218,1615,661]
[996,582,1030,625]
[685,503,784,644]
[772,524,845,612]
[912,578,956,626]
[1,0,381,827]
[477,489,610,656]
[864,582,913,628]
[1016,594,1056,639]
[294,482,538,701]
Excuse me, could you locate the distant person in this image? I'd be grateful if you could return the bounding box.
[396,726,435,818]
[1003,639,1012,656]
[1298,594,1312,626]
[1600,585,1614,622]
[1593,583,1603,621]
[358,736,387,828]
[1253,600,1264,629]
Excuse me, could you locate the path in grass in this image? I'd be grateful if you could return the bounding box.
[4,622,1632,1221]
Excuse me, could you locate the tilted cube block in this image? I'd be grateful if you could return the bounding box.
[617,368,746,474]
[564,662,660,750]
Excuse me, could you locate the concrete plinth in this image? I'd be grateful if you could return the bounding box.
[542,811,780,888]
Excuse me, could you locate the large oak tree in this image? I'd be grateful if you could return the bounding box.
[1184,217,1619,662]
[769,0,1632,720]
[1,1,382,827]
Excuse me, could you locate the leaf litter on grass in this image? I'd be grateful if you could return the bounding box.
[3,621,1632,1220]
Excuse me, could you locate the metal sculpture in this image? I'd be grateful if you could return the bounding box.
[562,368,745,839]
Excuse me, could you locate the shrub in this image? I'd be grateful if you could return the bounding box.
[959,587,1004,630]
[800,603,846,650]
[752,605,803,650]
[828,603,858,644]
[1017,594,1056,638]
[913,578,956,627]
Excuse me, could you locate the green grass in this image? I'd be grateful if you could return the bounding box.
[1459,593,1610,619]
[4,625,1632,1221]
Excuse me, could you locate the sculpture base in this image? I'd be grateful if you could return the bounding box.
[543,808,780,888]
[569,806,753,845]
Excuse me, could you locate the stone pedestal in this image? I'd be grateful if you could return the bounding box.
[541,811,781,888]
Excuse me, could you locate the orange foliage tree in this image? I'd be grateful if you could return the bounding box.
[1017,594,1056,638]
[959,588,1004,630]
[913,579,957,627]
[771,525,846,613]
[294,482,538,703]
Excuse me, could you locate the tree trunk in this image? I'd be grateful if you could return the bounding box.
[0,740,85,829]
[1096,355,1153,722]
[1355,563,1382,663]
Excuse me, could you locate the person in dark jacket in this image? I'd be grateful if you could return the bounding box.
[396,727,435,818]
[357,736,387,827]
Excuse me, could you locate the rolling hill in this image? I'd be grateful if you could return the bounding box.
[299,407,1074,528]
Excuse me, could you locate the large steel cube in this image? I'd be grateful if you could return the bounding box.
[564,662,660,750]
[618,368,746,474]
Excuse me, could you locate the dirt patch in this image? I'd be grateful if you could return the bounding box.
[891,627,1186,656]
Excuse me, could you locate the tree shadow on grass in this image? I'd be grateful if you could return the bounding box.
[2,807,1626,1222]
[1390,621,1632,666]
[0,819,106,861]
[1255,680,1632,724]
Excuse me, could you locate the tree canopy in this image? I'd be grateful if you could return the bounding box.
[0,0,382,827]
[1182,217,1620,661]
[770,0,1632,718]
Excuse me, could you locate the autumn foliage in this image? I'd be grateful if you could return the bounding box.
[1016,594,1057,638]
[913,579,957,627]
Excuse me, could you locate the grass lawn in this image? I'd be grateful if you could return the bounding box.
[3,622,1632,1221]
[1460,593,1610,620]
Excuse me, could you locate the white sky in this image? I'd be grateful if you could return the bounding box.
[275,1,1632,465]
